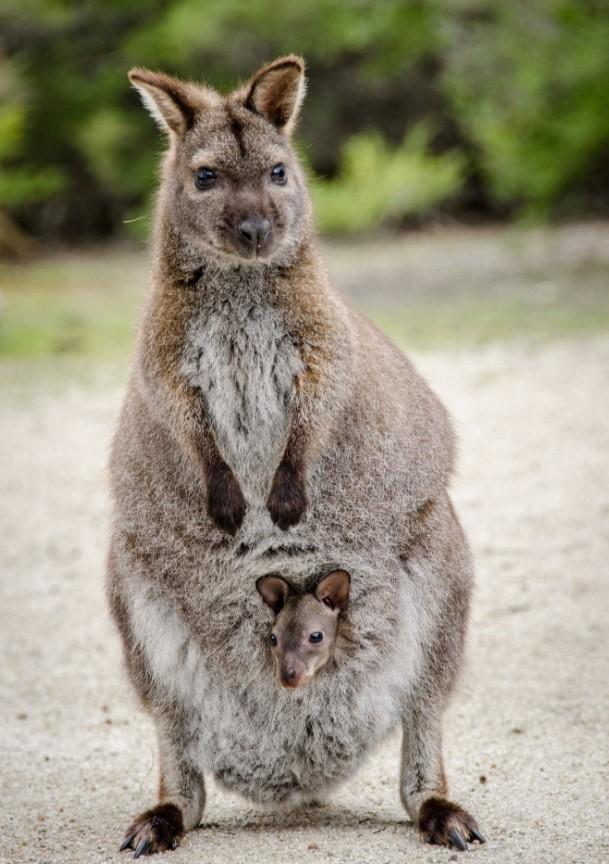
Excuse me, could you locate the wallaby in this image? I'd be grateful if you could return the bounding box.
[107,54,484,858]
[256,570,351,688]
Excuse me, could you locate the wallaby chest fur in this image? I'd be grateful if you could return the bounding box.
[181,273,303,501]
[109,56,482,854]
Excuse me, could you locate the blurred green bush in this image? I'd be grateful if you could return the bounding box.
[442,2,609,219]
[1,0,609,245]
[312,125,465,232]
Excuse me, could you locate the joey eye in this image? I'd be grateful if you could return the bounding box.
[309,632,323,644]
[271,163,287,185]
[195,167,217,190]
[270,633,278,647]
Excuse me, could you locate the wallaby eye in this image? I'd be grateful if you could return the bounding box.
[309,631,323,644]
[271,163,287,185]
[195,167,217,190]
[270,633,278,647]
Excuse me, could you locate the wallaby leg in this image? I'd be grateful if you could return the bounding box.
[400,704,484,851]
[119,711,205,858]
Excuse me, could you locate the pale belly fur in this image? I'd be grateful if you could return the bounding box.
[128,556,423,804]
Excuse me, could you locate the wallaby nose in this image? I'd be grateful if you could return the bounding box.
[238,216,271,253]
[280,665,300,687]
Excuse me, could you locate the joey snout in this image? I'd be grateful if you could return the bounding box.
[278,651,310,689]
[256,569,351,690]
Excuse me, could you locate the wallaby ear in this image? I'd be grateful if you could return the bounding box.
[243,55,306,135]
[129,68,202,136]
[256,576,290,615]
[315,570,350,613]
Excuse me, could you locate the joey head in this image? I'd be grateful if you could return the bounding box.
[256,570,350,688]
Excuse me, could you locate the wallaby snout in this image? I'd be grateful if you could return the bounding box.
[236,214,272,258]
[279,655,308,688]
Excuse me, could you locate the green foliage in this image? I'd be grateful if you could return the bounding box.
[312,125,465,233]
[440,0,609,217]
[1,0,609,239]
[0,103,64,206]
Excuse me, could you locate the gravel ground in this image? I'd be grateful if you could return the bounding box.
[1,336,608,864]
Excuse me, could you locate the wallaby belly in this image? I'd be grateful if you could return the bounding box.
[181,303,303,499]
[126,555,420,804]
[201,677,400,802]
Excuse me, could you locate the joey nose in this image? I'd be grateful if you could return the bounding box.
[238,216,271,253]
[281,665,299,687]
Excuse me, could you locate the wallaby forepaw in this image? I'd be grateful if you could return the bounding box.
[267,463,308,530]
[206,462,246,534]
[119,803,183,858]
[419,797,485,851]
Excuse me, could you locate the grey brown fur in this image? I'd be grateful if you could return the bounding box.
[107,55,483,856]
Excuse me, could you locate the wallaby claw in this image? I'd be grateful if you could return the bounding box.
[448,828,468,851]
[470,826,485,844]
[133,838,151,859]
[119,832,136,852]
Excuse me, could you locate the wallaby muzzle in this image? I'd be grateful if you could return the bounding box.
[279,656,310,688]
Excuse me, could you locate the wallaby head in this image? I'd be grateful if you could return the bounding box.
[256,570,350,689]
[129,56,311,266]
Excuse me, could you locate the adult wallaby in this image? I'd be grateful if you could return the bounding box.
[108,55,484,857]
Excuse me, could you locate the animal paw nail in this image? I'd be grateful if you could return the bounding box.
[448,828,467,851]
[119,833,135,852]
[133,838,151,858]
[470,826,485,844]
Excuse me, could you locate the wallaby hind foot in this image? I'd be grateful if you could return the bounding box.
[117,708,205,858]
[119,804,183,858]
[419,798,484,851]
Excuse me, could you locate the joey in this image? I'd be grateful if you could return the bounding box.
[256,570,350,688]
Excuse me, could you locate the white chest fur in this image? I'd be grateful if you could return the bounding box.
[181,300,303,498]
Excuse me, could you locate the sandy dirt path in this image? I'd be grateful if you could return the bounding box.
[1,337,608,864]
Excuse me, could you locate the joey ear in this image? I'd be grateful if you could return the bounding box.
[256,576,290,615]
[129,68,203,136]
[243,55,306,134]
[315,570,350,613]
